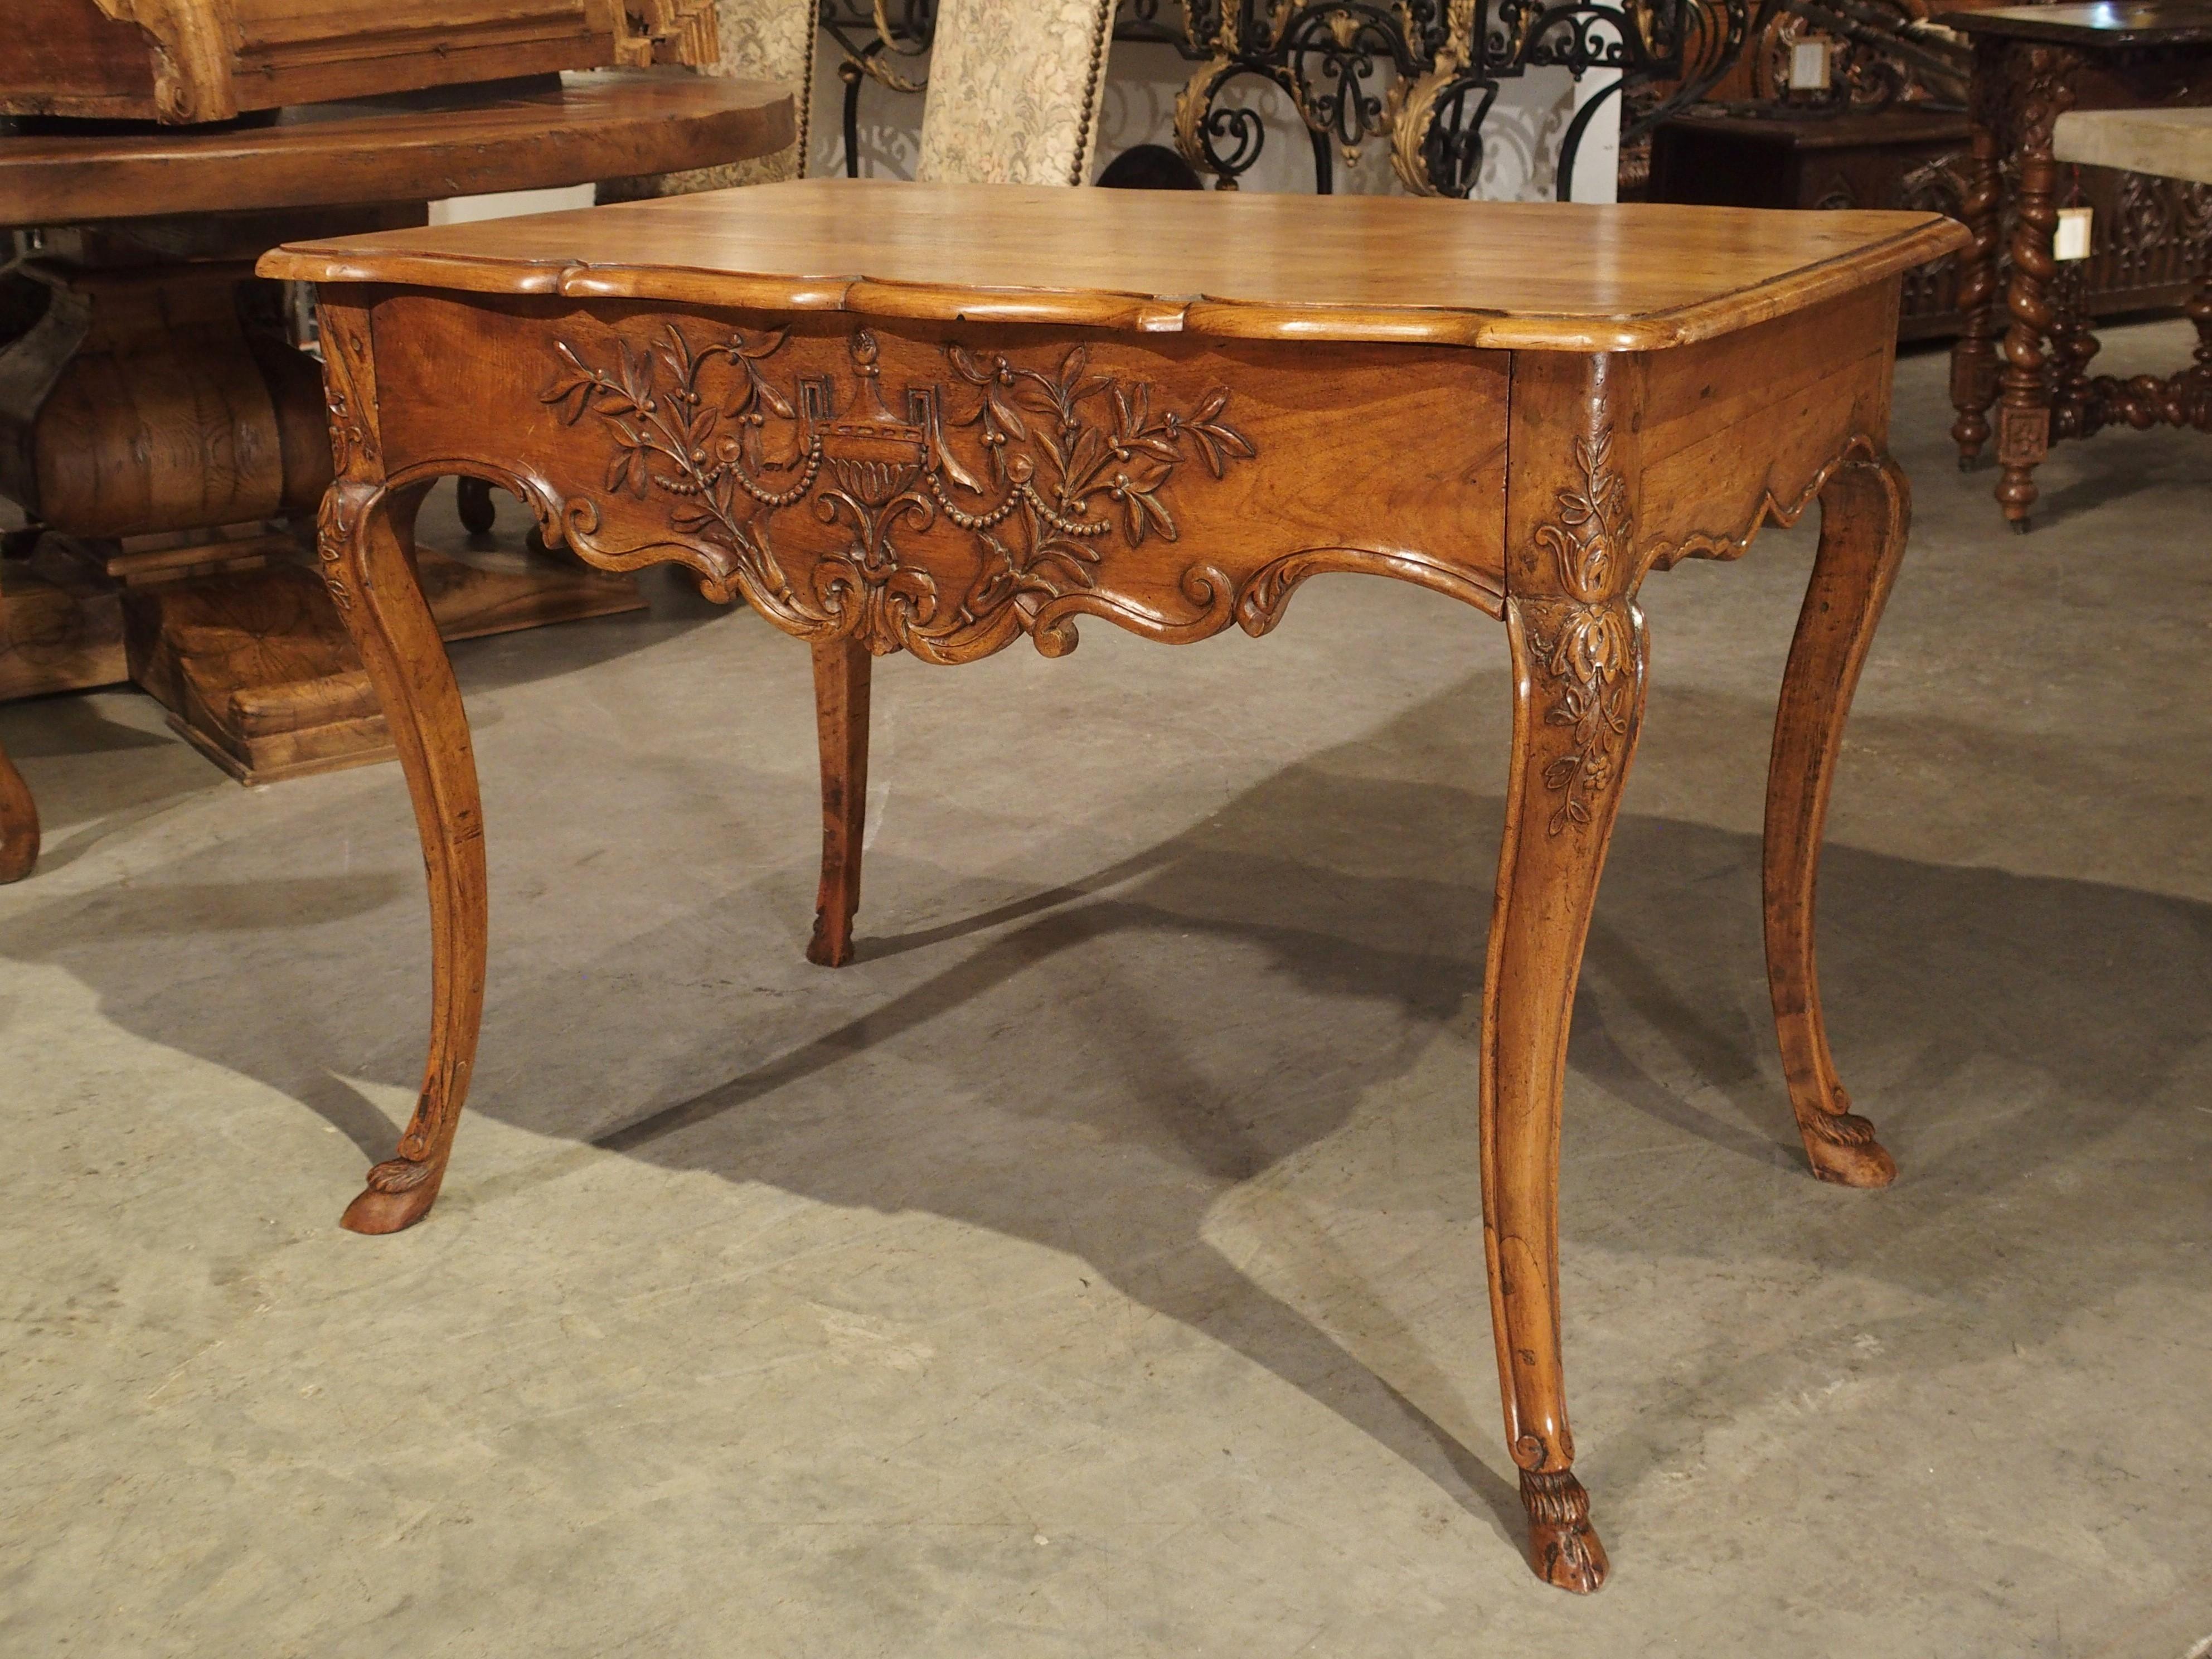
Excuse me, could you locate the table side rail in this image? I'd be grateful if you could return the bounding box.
[347,291,1516,659]
[1635,282,1904,574]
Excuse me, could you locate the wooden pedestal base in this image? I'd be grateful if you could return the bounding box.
[0,545,127,702]
[2,515,646,787]
[119,542,644,785]
[1,242,645,788]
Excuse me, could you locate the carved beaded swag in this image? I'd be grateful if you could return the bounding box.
[538,324,1257,663]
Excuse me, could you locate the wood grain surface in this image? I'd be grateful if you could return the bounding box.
[261,179,1970,351]
[0,71,793,229]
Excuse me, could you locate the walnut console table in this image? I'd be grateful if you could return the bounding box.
[260,181,1966,1594]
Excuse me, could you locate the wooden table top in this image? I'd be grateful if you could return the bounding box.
[0,71,793,230]
[1938,1,2212,45]
[2054,105,2212,178]
[259,178,1968,352]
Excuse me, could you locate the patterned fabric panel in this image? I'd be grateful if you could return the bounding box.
[600,0,816,202]
[914,0,1116,186]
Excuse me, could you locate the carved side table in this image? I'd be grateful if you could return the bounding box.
[260,181,1966,1594]
[1942,2,2212,530]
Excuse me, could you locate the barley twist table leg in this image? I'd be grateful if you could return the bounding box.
[1951,91,2005,467]
[1994,43,2079,532]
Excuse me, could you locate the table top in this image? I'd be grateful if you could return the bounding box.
[0,71,793,231]
[258,178,1969,352]
[2054,104,2212,176]
[1939,1,2212,45]
[1661,107,1973,147]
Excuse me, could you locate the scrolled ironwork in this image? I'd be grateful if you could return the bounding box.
[817,0,1760,200]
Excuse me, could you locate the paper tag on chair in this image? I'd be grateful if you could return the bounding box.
[2055,206,2094,261]
[1788,40,1832,89]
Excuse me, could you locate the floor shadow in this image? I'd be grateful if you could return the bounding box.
[0,695,173,761]
[4,671,2208,1545]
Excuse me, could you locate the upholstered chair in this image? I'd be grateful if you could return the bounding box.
[600,0,817,200]
[915,0,1116,186]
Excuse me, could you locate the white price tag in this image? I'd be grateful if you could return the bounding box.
[1789,40,1832,89]
[2055,205,2093,261]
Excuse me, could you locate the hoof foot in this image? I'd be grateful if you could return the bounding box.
[1803,1109,1897,1189]
[339,1157,444,1234]
[1520,1469,1609,1594]
[806,913,854,968]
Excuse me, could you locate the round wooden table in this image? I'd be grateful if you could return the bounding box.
[0,70,791,880]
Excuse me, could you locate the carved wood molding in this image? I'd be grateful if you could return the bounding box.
[1512,421,1894,841]
[314,306,387,621]
[1522,591,1638,837]
[1236,546,1505,630]
[93,0,240,122]
[1638,433,1888,580]
[1522,429,1895,842]
[319,316,384,483]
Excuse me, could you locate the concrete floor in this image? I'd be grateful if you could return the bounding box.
[2,322,2209,1658]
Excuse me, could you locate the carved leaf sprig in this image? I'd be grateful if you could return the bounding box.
[1535,430,1632,601]
[944,344,1253,546]
[1182,386,1258,478]
[542,324,804,527]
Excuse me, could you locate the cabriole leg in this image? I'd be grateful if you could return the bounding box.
[1487,590,1647,1592]
[1763,453,1909,1189]
[319,478,488,1234]
[1486,353,1651,1593]
[455,475,498,536]
[807,638,871,968]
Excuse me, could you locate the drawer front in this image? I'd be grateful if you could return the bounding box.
[362,294,1512,663]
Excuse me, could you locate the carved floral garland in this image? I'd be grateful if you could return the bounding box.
[1525,429,1638,837]
[539,324,1255,662]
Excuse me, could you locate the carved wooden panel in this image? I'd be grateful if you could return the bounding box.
[365,295,1512,661]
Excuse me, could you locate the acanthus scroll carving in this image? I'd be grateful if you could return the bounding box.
[541,324,1258,664]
